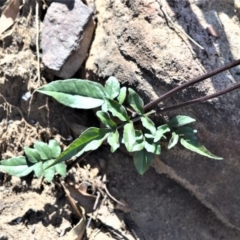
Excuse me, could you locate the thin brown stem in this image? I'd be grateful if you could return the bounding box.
[143,59,240,112]
[158,81,240,113]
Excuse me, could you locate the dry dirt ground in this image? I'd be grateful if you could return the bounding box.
[1,1,240,240]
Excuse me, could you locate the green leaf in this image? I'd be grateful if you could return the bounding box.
[107,130,120,153]
[117,87,127,104]
[176,126,197,140]
[132,131,145,152]
[128,88,144,115]
[51,127,111,166]
[133,149,154,175]
[168,132,179,149]
[144,141,161,155]
[141,115,156,135]
[96,111,116,128]
[24,147,41,163]
[144,133,155,139]
[168,115,196,128]
[37,79,106,109]
[106,99,129,121]
[154,124,170,142]
[55,162,67,177]
[0,156,34,177]
[180,139,223,160]
[34,141,52,160]
[123,122,135,152]
[48,139,61,158]
[105,76,120,99]
[101,101,108,112]
[43,160,56,182]
[33,162,43,178]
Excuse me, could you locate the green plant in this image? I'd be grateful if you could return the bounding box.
[35,77,222,175]
[0,140,66,182]
[3,57,240,179]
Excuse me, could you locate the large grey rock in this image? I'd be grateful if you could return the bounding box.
[85,0,240,229]
[41,0,95,78]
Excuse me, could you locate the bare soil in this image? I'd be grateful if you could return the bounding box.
[1,1,240,239]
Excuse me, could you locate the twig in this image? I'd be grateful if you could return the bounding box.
[159,81,240,113]
[93,191,101,210]
[157,0,204,50]
[143,59,240,112]
[35,1,40,82]
[103,185,125,206]
[86,191,101,228]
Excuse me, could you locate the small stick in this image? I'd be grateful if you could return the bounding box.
[159,81,240,113]
[157,0,204,50]
[86,191,101,228]
[35,1,40,82]
[103,185,125,206]
[143,59,240,112]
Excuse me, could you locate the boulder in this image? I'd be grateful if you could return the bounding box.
[41,0,95,78]
[85,0,240,229]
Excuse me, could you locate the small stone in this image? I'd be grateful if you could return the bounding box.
[0,233,8,240]
[22,91,32,101]
[41,0,95,78]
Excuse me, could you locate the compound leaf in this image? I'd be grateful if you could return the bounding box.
[128,88,144,115]
[180,139,223,160]
[168,115,196,128]
[105,76,120,99]
[133,149,154,175]
[37,79,106,109]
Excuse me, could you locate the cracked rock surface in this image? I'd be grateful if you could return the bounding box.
[85,0,240,229]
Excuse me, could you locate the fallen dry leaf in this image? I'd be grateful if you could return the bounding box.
[64,208,86,240]
[64,182,97,214]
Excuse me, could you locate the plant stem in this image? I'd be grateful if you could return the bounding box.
[158,81,240,113]
[143,59,240,112]
[117,110,155,130]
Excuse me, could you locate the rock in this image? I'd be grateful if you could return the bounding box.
[85,0,240,229]
[41,0,95,78]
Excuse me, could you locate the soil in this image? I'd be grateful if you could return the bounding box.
[1,1,240,240]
